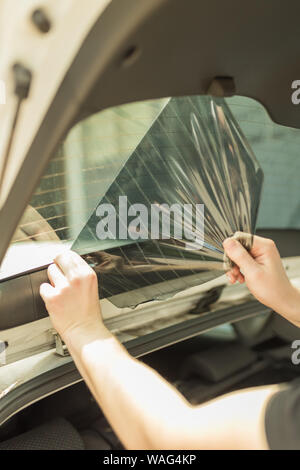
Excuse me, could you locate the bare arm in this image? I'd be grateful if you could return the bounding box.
[40,249,279,450]
[65,324,277,450]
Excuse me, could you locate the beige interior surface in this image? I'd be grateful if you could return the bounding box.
[0,0,111,207]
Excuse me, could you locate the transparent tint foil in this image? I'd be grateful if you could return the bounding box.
[72,96,263,308]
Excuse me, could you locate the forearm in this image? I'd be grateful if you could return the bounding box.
[64,323,277,450]
[291,285,300,326]
[64,324,191,449]
[276,284,300,327]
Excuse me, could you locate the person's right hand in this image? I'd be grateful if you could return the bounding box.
[223,235,300,326]
[40,250,109,343]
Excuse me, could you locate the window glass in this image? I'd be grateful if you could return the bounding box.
[227,96,300,229]
[1,99,169,280]
[2,95,300,290]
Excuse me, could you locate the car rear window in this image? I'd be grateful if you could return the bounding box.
[2,94,300,287]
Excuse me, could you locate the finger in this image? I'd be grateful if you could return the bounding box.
[227,264,244,284]
[223,237,257,273]
[55,250,91,280]
[250,235,277,257]
[227,268,238,281]
[40,282,56,301]
[231,266,240,277]
[229,265,245,284]
[226,271,237,284]
[48,263,68,288]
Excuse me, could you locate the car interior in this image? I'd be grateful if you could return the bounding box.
[0,0,300,449]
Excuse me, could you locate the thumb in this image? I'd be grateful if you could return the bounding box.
[40,282,55,302]
[223,238,257,274]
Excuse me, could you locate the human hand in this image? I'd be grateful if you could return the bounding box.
[223,235,300,325]
[40,250,107,342]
